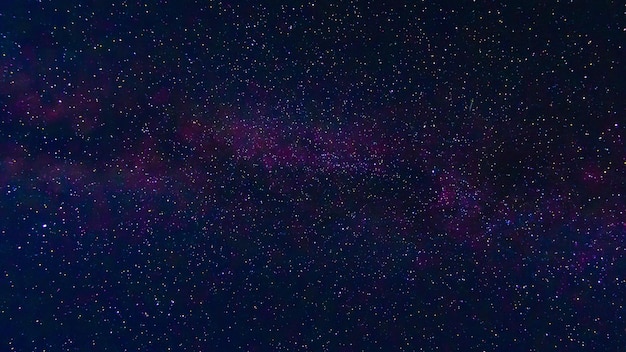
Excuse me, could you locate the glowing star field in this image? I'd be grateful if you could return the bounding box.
[0,1,624,351]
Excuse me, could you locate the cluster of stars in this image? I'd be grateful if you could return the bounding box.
[0,1,624,351]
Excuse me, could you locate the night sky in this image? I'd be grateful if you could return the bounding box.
[0,1,624,351]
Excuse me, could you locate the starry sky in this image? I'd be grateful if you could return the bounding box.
[0,1,624,351]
